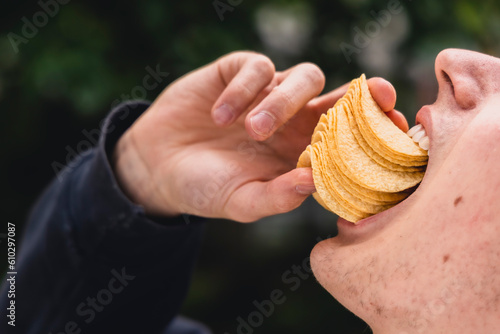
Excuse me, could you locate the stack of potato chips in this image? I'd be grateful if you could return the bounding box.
[298,74,428,223]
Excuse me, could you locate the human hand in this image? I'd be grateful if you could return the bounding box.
[113,51,405,222]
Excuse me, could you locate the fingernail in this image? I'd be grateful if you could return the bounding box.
[295,184,316,195]
[250,111,275,137]
[214,104,235,126]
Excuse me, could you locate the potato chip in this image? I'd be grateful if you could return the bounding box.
[297,74,428,223]
[333,101,424,192]
[310,144,366,222]
[346,110,426,171]
[352,75,428,162]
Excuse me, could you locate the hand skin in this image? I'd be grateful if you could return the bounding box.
[113,51,406,222]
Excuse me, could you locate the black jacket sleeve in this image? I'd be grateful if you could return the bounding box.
[0,101,205,334]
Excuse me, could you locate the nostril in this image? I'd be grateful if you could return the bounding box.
[442,70,479,110]
[441,71,455,96]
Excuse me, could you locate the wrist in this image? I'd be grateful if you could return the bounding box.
[112,128,180,217]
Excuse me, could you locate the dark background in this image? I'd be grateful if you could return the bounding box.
[1,0,500,333]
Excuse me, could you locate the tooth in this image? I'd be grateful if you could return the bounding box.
[412,129,427,142]
[418,136,429,150]
[407,124,423,137]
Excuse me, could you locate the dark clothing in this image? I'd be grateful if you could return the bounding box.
[0,102,208,334]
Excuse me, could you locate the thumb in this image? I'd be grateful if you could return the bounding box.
[226,168,315,223]
[386,109,409,132]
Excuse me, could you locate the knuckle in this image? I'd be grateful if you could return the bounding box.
[225,50,254,59]
[221,51,273,75]
[251,54,276,79]
[300,62,326,88]
[235,80,256,100]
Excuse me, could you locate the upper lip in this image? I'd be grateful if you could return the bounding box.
[415,105,433,153]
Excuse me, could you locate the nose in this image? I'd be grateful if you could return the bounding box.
[435,48,500,110]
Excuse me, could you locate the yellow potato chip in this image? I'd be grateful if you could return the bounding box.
[352,74,428,162]
[297,74,428,223]
[346,110,426,171]
[333,101,424,192]
[318,141,394,214]
[310,145,365,222]
[323,106,410,203]
[297,114,407,205]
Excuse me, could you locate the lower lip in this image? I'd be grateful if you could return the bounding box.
[336,212,386,242]
[335,189,415,242]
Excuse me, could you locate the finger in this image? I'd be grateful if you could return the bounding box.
[211,52,275,127]
[226,168,315,223]
[367,78,410,131]
[367,77,396,112]
[245,63,325,141]
[386,109,409,132]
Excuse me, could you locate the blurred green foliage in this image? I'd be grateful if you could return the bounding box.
[1,0,500,333]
